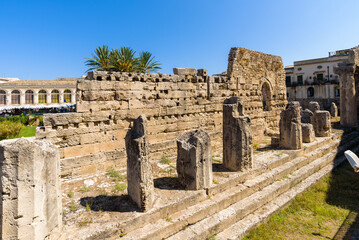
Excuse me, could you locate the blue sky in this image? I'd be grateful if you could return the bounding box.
[0,0,358,80]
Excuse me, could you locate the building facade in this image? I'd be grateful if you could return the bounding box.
[285,49,352,110]
[0,78,78,106]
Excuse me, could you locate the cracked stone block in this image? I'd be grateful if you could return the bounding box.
[279,101,302,150]
[125,114,154,212]
[223,97,253,171]
[302,123,315,143]
[312,110,331,137]
[0,138,61,240]
[176,129,212,190]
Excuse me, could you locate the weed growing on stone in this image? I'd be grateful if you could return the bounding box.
[208,233,217,240]
[113,182,127,193]
[85,199,93,211]
[70,201,77,212]
[67,191,73,198]
[107,168,120,178]
[80,186,90,193]
[166,215,172,222]
[213,179,219,184]
[79,218,92,227]
[160,155,171,164]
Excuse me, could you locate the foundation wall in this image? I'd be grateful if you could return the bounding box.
[36,48,287,180]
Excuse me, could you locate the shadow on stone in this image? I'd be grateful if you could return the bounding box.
[80,195,140,212]
[212,163,235,173]
[153,177,186,190]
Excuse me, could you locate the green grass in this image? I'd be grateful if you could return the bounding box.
[18,125,36,137]
[242,162,359,240]
[113,182,127,193]
[160,155,171,164]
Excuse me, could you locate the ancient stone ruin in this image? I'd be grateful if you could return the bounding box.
[308,101,320,113]
[223,97,253,171]
[125,114,154,212]
[330,102,338,118]
[301,109,313,124]
[301,123,315,143]
[334,47,359,127]
[0,138,61,240]
[279,101,302,150]
[312,110,331,137]
[177,129,212,190]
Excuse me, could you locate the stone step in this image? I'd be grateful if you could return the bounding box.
[114,132,359,240]
[215,144,359,240]
[165,134,359,240]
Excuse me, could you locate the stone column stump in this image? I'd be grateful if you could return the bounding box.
[0,138,62,240]
[330,102,338,118]
[125,114,154,212]
[279,101,302,149]
[223,97,253,171]
[312,110,331,137]
[308,101,320,113]
[176,129,212,190]
[301,109,313,124]
[302,123,315,143]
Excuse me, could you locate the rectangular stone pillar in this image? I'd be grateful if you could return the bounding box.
[0,138,62,240]
[279,101,302,149]
[125,114,154,212]
[177,129,212,190]
[223,97,253,171]
[312,110,331,137]
[302,123,315,143]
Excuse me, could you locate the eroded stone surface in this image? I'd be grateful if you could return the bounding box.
[312,110,331,137]
[301,109,313,124]
[279,101,302,149]
[223,97,253,171]
[308,101,320,113]
[125,115,154,212]
[330,102,338,118]
[176,129,212,190]
[0,138,61,240]
[302,123,315,143]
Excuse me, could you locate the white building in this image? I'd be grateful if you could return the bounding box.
[284,48,353,110]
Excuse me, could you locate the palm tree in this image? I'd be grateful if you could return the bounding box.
[85,45,112,72]
[110,47,137,72]
[136,51,161,73]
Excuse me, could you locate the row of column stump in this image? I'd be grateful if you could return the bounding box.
[125,97,253,212]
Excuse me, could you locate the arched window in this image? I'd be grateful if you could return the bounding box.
[11,90,20,104]
[307,87,314,98]
[51,90,59,103]
[261,83,271,111]
[25,90,34,104]
[63,89,72,103]
[0,90,6,105]
[38,90,47,103]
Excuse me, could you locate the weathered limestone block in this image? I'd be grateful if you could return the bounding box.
[301,109,313,124]
[125,114,154,212]
[197,69,208,77]
[312,110,331,137]
[330,102,338,117]
[308,101,320,113]
[176,129,212,190]
[173,68,197,76]
[223,97,253,171]
[301,123,315,143]
[0,138,61,240]
[279,102,302,150]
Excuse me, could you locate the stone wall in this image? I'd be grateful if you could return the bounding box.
[36,48,287,180]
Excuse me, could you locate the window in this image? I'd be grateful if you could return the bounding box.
[11,90,20,104]
[297,67,302,71]
[317,65,323,69]
[38,90,47,103]
[297,75,303,85]
[25,90,34,104]
[285,76,291,86]
[307,87,314,98]
[317,73,324,83]
[0,90,6,105]
[51,90,59,103]
[335,88,340,97]
[63,89,72,103]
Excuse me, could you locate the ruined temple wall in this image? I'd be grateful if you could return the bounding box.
[36,48,287,180]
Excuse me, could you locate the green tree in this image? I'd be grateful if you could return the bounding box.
[136,51,161,73]
[85,45,112,72]
[110,47,137,72]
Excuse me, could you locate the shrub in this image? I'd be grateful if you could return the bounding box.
[0,121,24,140]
